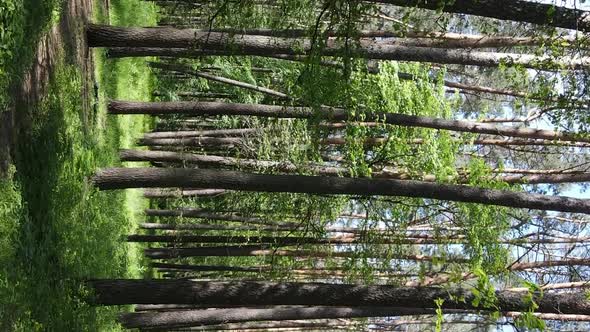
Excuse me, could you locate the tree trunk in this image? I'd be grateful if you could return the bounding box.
[143,188,227,198]
[153,91,235,99]
[145,319,359,331]
[122,150,590,184]
[144,128,256,139]
[151,263,271,273]
[108,101,590,143]
[510,258,590,271]
[87,25,590,69]
[137,137,242,147]
[88,280,590,315]
[118,306,429,329]
[93,168,590,214]
[143,245,462,262]
[371,0,590,32]
[201,28,588,49]
[126,234,470,245]
[144,208,297,227]
[140,222,301,232]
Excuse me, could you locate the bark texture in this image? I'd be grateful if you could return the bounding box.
[87,25,590,69]
[93,167,590,213]
[89,280,590,315]
[372,0,590,32]
[118,306,426,329]
[109,101,590,143]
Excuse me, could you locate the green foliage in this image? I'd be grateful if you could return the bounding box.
[434,298,444,332]
[514,282,546,331]
[0,0,156,329]
[0,0,57,110]
[471,267,498,310]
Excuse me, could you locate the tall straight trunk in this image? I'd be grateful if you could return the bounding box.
[128,234,590,245]
[137,136,242,147]
[108,101,590,143]
[507,282,590,292]
[126,234,469,245]
[149,62,291,99]
[120,150,346,176]
[139,222,418,234]
[143,245,463,262]
[143,188,227,199]
[93,168,590,214]
[151,263,424,278]
[370,0,590,32]
[140,222,301,232]
[153,91,235,99]
[198,28,570,48]
[117,306,427,329]
[87,25,590,69]
[151,263,271,273]
[220,28,590,49]
[510,258,590,271]
[124,150,590,184]
[323,136,590,148]
[88,280,590,315]
[147,319,359,331]
[144,208,297,227]
[144,128,256,139]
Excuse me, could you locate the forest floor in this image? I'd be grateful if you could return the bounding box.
[0,0,156,329]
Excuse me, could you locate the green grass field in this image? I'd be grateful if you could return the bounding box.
[0,0,157,329]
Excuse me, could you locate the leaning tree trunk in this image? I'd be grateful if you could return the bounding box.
[118,306,429,329]
[108,101,590,143]
[88,280,590,315]
[149,62,291,100]
[93,167,590,214]
[370,0,590,32]
[87,25,590,69]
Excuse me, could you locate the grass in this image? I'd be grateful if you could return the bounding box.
[0,0,59,110]
[0,0,157,329]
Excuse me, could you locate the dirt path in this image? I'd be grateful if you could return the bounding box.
[0,0,107,176]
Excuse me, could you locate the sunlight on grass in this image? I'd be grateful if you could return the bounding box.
[0,0,157,329]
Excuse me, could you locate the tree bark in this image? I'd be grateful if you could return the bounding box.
[144,208,297,227]
[88,280,590,315]
[108,101,590,143]
[126,234,469,245]
[511,258,590,271]
[144,128,256,139]
[153,91,235,99]
[143,188,227,198]
[122,150,590,184]
[140,222,300,232]
[138,136,242,147]
[371,0,590,32]
[87,25,590,69]
[201,28,589,49]
[117,306,428,329]
[143,245,462,262]
[146,319,358,331]
[93,167,590,214]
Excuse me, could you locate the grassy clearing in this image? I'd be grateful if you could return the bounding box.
[0,0,157,330]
